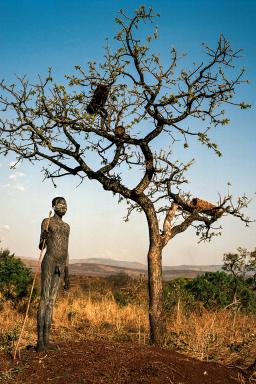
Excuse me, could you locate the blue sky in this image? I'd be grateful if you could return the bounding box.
[0,0,255,265]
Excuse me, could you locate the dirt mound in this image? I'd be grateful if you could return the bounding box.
[0,339,250,383]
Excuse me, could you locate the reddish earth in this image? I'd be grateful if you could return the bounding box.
[0,340,252,383]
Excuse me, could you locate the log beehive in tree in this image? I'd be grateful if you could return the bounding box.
[190,198,216,211]
[86,84,110,115]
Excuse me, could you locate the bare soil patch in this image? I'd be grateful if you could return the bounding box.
[0,339,251,383]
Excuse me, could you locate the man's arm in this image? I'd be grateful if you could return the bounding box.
[64,266,70,290]
[39,219,48,250]
[64,241,70,290]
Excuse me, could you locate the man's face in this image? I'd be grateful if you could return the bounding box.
[53,199,67,217]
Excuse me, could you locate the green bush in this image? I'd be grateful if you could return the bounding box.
[0,247,34,304]
[164,272,256,313]
[164,278,194,312]
[0,326,20,353]
[185,271,256,311]
[238,284,256,312]
[185,271,235,308]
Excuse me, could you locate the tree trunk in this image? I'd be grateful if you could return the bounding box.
[143,203,165,346]
[147,240,165,346]
[135,195,165,346]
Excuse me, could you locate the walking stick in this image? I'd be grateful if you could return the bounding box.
[13,210,52,360]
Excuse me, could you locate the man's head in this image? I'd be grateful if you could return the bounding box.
[52,197,67,217]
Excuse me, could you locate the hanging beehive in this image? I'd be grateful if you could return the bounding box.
[86,84,110,115]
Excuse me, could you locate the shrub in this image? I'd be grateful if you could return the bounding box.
[164,278,194,312]
[185,271,256,311]
[185,272,234,308]
[0,247,34,305]
[164,272,256,312]
[0,325,20,354]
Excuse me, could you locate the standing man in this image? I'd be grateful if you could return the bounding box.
[37,197,70,352]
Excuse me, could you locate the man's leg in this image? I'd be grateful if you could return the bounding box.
[43,264,62,348]
[36,257,54,351]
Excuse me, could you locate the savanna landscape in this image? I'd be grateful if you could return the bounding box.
[0,2,256,383]
[0,249,255,383]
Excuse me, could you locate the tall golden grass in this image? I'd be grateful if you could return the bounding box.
[0,287,255,368]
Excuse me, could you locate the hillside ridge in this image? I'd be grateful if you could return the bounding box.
[19,256,222,279]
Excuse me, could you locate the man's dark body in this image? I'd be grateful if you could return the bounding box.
[36,197,70,352]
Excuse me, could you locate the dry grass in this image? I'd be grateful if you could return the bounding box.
[165,303,256,368]
[0,287,255,368]
[53,288,148,343]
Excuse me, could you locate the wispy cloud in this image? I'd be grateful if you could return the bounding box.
[1,183,11,188]
[5,171,26,191]
[9,172,25,180]
[15,185,25,192]
[0,225,10,232]
[1,182,25,192]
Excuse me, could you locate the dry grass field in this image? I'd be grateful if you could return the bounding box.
[0,279,255,371]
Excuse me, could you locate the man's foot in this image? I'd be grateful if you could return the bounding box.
[26,344,34,350]
[36,341,45,352]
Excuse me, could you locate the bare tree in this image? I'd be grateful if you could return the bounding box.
[0,6,251,345]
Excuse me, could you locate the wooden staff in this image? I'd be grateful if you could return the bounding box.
[13,210,52,360]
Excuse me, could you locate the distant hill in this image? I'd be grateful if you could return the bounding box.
[70,257,147,270]
[69,262,145,278]
[163,264,222,273]
[70,258,222,272]
[19,256,222,280]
